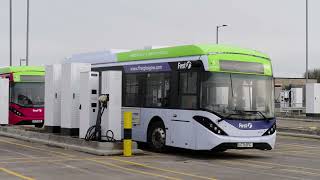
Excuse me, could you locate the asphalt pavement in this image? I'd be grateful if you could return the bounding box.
[0,134,319,180]
[277,117,320,135]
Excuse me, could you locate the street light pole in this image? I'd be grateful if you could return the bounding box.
[306,0,309,83]
[26,0,30,66]
[216,26,219,44]
[216,24,228,44]
[9,0,12,66]
[20,59,26,66]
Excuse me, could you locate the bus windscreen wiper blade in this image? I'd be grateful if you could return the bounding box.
[218,115,230,123]
[241,110,267,120]
[218,113,243,122]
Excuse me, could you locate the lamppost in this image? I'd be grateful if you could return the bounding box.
[20,59,26,66]
[26,0,30,66]
[216,24,228,44]
[305,0,309,83]
[9,0,12,66]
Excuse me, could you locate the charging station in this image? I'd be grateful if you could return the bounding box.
[101,71,122,141]
[44,64,62,133]
[79,71,99,139]
[44,62,123,142]
[306,83,320,116]
[0,78,9,125]
[61,63,91,136]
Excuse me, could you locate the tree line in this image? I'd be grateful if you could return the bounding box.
[304,69,320,82]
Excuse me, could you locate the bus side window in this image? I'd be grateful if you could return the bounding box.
[145,73,170,108]
[124,74,143,107]
[179,72,198,109]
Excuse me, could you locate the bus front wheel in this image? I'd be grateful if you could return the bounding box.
[148,121,166,152]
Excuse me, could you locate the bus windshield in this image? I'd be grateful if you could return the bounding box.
[10,82,45,107]
[201,72,274,120]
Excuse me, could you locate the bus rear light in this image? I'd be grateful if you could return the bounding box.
[262,123,276,136]
[9,107,24,117]
[193,116,228,136]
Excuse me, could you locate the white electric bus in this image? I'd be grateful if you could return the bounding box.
[71,44,276,152]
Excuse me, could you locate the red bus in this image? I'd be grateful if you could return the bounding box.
[0,66,45,127]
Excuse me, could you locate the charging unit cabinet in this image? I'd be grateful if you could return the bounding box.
[0,78,9,125]
[79,71,99,139]
[306,83,320,116]
[101,71,122,141]
[44,64,62,133]
[61,63,91,136]
[290,88,303,108]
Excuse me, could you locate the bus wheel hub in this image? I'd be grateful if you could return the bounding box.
[152,128,165,148]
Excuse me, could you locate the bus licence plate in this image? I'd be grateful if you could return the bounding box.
[32,120,43,124]
[237,142,253,148]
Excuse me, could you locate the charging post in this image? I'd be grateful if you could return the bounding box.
[101,71,122,141]
[123,111,132,157]
[61,63,91,136]
[84,71,122,142]
[79,71,99,139]
[44,64,62,133]
[0,78,9,125]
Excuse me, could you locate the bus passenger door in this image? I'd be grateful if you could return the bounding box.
[169,70,200,149]
[169,110,195,149]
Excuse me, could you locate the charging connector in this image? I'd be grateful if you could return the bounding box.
[85,94,116,142]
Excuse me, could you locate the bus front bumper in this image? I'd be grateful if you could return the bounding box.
[196,129,276,150]
[211,132,276,151]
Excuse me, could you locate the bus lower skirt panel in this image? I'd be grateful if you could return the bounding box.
[212,142,272,151]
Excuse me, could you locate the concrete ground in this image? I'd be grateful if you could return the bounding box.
[0,135,319,180]
[277,117,320,135]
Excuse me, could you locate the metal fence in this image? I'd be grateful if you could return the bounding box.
[275,102,306,116]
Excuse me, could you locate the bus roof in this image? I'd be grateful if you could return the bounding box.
[0,66,45,74]
[0,66,45,82]
[117,44,269,62]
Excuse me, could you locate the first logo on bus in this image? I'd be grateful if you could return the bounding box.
[177,61,192,70]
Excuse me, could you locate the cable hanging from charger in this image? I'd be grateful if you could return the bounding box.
[85,94,117,142]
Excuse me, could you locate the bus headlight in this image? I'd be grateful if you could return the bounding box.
[193,116,228,136]
[9,107,24,117]
[262,123,276,136]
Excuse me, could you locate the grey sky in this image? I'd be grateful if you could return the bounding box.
[0,0,319,77]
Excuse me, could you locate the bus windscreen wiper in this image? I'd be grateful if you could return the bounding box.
[218,114,232,123]
[218,110,268,122]
[241,110,268,120]
[218,112,245,122]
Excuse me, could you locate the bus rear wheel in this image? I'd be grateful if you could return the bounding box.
[148,121,166,152]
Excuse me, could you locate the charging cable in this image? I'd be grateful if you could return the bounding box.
[85,94,117,142]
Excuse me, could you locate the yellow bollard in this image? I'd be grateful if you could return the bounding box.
[123,112,132,157]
